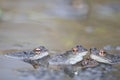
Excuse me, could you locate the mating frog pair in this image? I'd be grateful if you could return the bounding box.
[5,46,49,60]
[90,48,120,64]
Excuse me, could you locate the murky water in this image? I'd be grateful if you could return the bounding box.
[0,0,120,80]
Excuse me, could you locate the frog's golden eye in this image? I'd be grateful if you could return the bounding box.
[99,50,106,57]
[34,48,41,54]
[72,47,78,53]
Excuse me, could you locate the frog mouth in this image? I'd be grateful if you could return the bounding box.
[66,51,88,65]
[5,52,49,60]
[29,52,49,60]
[90,54,112,64]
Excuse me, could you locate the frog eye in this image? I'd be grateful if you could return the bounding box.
[99,50,106,57]
[72,47,78,53]
[34,48,41,54]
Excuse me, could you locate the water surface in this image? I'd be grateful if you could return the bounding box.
[0,0,120,80]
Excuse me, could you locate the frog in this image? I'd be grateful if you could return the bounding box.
[64,56,117,78]
[5,46,49,60]
[63,58,99,77]
[90,48,120,64]
[48,45,88,66]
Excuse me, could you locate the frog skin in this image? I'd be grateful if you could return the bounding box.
[90,48,120,64]
[5,46,49,60]
[48,45,88,65]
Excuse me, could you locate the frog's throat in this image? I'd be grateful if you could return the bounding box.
[29,52,49,60]
[66,51,88,65]
[90,54,112,64]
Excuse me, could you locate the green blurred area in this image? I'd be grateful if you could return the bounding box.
[0,0,119,51]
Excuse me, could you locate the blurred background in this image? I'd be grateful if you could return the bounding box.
[0,0,120,52]
[0,0,120,80]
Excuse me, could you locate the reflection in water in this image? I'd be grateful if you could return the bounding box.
[0,55,33,80]
[0,0,120,80]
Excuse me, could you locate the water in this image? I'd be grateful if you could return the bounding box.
[0,0,120,80]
